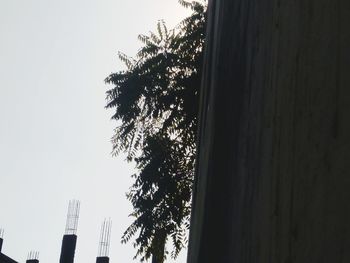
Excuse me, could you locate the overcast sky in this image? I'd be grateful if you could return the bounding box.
[0,1,190,262]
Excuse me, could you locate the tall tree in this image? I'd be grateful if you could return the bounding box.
[105,1,206,261]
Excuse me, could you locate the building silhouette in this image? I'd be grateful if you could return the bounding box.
[0,229,17,263]
[59,200,80,263]
[1,200,112,263]
[96,219,112,263]
[26,252,39,263]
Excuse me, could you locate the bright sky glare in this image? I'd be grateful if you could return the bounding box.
[0,1,190,262]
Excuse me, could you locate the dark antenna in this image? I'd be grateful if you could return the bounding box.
[98,219,112,258]
[65,200,80,235]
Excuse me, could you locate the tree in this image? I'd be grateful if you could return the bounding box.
[105,1,206,262]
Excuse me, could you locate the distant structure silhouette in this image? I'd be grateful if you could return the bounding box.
[0,229,3,253]
[1,200,114,262]
[26,251,39,263]
[96,219,112,263]
[59,200,80,263]
[0,229,18,263]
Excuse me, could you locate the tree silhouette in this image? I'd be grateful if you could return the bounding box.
[105,1,206,261]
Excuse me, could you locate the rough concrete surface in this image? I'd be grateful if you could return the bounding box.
[187,0,350,262]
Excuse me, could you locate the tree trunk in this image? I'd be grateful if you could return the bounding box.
[151,231,166,263]
[187,0,350,262]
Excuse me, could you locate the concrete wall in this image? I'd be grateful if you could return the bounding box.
[96,257,109,263]
[59,235,77,263]
[0,254,17,263]
[187,0,350,262]
[0,239,17,263]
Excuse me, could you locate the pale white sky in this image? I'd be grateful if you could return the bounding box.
[0,1,190,262]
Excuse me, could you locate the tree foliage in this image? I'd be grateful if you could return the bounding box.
[105,1,206,261]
